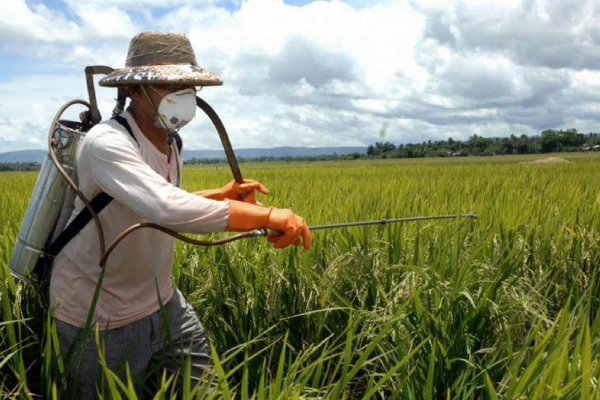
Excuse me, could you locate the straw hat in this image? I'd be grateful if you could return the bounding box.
[99,32,222,87]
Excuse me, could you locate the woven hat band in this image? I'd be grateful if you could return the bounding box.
[126,32,197,67]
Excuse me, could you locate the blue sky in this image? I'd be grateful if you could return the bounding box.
[1,0,600,152]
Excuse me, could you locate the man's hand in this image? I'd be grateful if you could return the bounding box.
[265,208,312,250]
[196,179,269,205]
[226,201,312,250]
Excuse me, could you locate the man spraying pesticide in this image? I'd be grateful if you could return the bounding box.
[9,31,476,397]
[9,32,311,397]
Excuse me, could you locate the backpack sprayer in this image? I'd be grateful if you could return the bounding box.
[8,65,478,283]
[9,66,121,282]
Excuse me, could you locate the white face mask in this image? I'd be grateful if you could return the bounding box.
[154,88,197,131]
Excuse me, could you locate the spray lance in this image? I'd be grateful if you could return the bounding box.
[8,65,477,282]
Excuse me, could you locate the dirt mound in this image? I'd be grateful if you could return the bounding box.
[527,157,570,164]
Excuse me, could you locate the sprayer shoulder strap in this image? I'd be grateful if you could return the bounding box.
[45,117,141,258]
[46,192,113,257]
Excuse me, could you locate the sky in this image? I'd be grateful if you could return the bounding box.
[1,0,600,152]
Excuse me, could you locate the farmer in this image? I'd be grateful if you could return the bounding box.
[49,31,311,397]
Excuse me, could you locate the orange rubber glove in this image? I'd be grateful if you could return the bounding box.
[227,200,312,250]
[196,179,269,205]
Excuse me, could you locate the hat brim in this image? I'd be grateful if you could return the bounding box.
[98,64,222,87]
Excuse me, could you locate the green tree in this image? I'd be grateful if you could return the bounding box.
[468,135,494,154]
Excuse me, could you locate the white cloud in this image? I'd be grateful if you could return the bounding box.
[0,1,79,46]
[68,3,138,40]
[0,72,95,151]
[421,0,600,70]
[1,0,600,153]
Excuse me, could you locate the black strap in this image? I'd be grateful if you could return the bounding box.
[172,131,183,153]
[45,192,113,257]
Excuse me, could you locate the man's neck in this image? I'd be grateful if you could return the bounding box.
[128,107,170,155]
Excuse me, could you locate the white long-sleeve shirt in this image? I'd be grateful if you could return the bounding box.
[50,110,229,329]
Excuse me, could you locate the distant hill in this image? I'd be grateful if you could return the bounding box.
[0,150,46,164]
[0,147,366,164]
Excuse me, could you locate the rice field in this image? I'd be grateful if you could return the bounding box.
[1,152,599,398]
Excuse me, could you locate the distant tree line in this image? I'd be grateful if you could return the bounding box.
[0,162,41,172]
[2,129,599,171]
[367,129,600,159]
[184,152,364,165]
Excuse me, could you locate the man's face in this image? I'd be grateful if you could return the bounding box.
[131,84,197,131]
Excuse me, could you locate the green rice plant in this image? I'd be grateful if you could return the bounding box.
[1,154,599,398]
